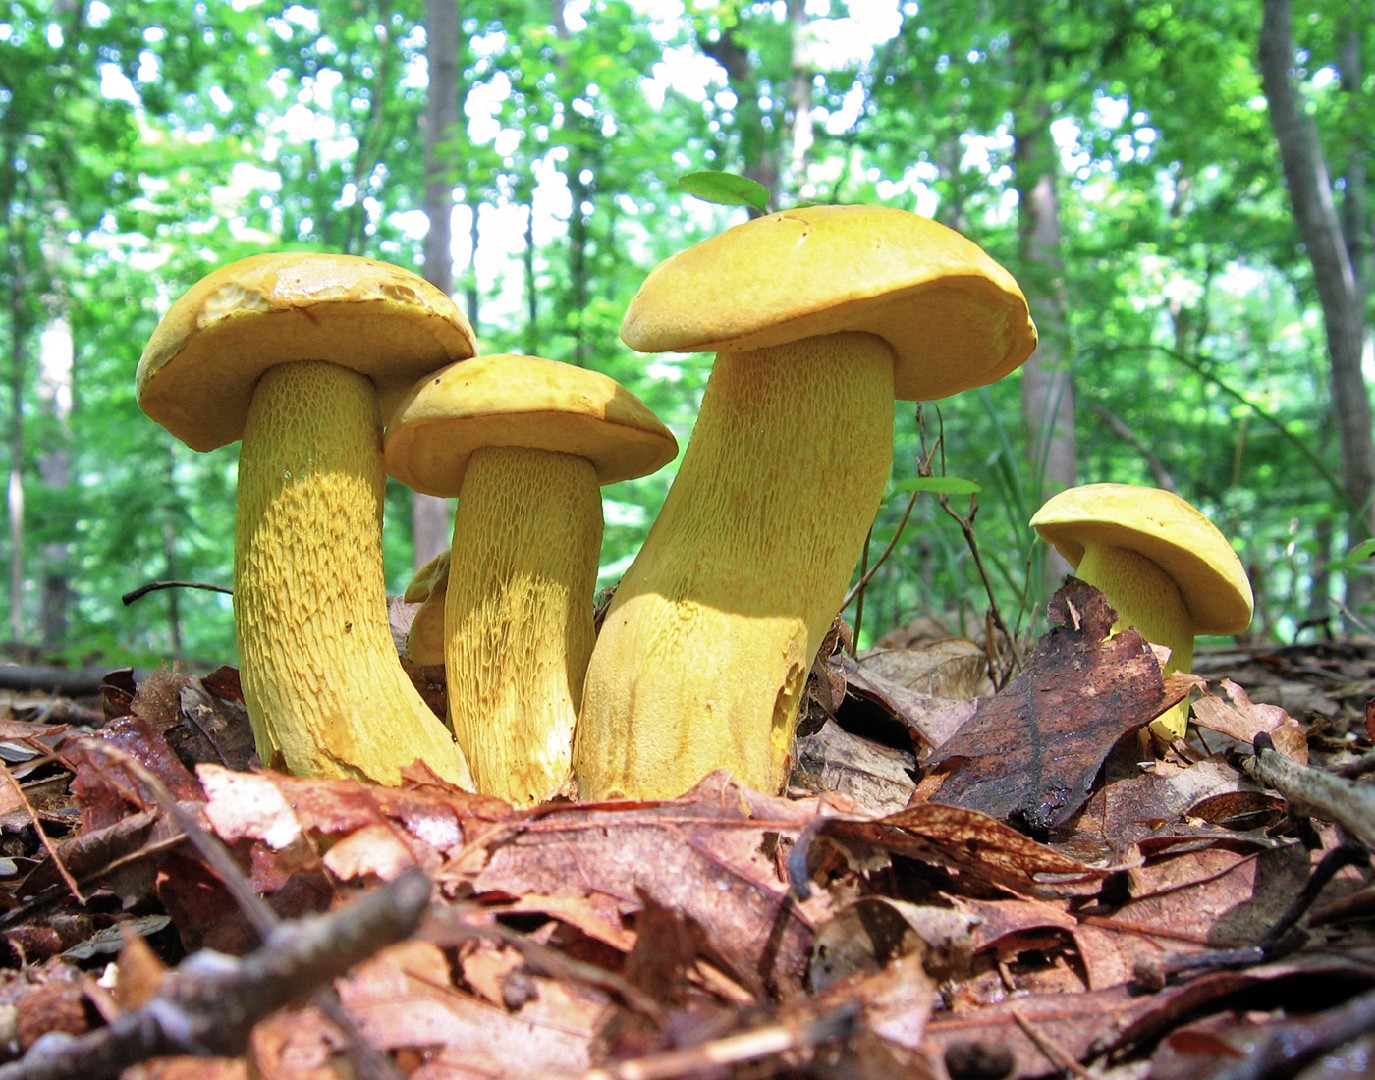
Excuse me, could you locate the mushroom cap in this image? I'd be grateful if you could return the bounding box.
[383,353,679,496]
[138,252,477,451]
[620,204,1037,402]
[1029,483,1254,635]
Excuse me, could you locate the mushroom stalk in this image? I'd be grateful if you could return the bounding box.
[235,361,472,785]
[575,332,895,799]
[445,446,600,803]
[1074,542,1193,734]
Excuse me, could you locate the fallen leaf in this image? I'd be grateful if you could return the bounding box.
[1192,678,1308,763]
[922,579,1169,835]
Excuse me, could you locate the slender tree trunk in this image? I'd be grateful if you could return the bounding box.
[36,312,73,649]
[786,0,812,191]
[551,0,591,365]
[6,281,26,645]
[699,5,781,211]
[413,0,461,569]
[1012,86,1075,591]
[522,198,537,356]
[1259,0,1375,620]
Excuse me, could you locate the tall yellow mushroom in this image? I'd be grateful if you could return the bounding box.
[575,204,1037,800]
[137,252,474,786]
[1029,483,1254,738]
[384,353,677,804]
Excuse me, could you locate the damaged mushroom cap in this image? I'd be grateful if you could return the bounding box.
[1029,483,1254,636]
[621,203,1035,402]
[138,252,476,452]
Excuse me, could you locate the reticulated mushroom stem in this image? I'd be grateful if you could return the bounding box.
[445,446,600,804]
[575,331,896,799]
[1074,542,1194,735]
[234,361,472,785]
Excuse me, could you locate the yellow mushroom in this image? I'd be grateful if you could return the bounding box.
[383,353,677,805]
[575,204,1037,800]
[137,252,474,786]
[1029,483,1254,739]
[402,550,449,667]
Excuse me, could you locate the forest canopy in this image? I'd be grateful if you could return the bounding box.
[2,0,1372,668]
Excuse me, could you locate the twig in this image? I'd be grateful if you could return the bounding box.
[121,580,232,607]
[1244,733,1375,849]
[572,1001,861,1080]
[0,767,85,904]
[0,870,431,1080]
[81,741,277,939]
[1208,985,1375,1080]
[1009,1006,1100,1079]
[67,741,409,1080]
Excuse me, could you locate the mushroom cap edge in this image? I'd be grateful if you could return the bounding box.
[137,252,477,452]
[383,352,679,496]
[620,204,1038,403]
[1029,482,1254,635]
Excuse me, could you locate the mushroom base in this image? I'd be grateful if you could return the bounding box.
[575,332,896,799]
[1075,542,1194,737]
[445,447,600,805]
[234,361,471,785]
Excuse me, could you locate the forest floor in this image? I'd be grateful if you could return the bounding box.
[1,579,1374,1080]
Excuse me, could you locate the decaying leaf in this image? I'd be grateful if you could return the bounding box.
[921,578,1170,834]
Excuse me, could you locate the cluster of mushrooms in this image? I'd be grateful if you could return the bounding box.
[136,204,1253,804]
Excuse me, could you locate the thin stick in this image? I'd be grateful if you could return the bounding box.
[122,580,232,607]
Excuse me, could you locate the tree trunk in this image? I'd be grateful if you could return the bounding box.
[6,279,26,645]
[551,0,591,365]
[786,0,813,191]
[1012,88,1076,592]
[413,0,461,569]
[36,312,73,649]
[1259,0,1375,620]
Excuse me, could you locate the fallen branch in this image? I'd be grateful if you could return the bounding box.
[1244,733,1375,849]
[0,869,431,1080]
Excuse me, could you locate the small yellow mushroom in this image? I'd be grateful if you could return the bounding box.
[384,353,677,805]
[137,252,475,786]
[1029,483,1254,739]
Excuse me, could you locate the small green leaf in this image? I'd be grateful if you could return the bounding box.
[1349,538,1375,561]
[677,171,771,214]
[892,476,982,496]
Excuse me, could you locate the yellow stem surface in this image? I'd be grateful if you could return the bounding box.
[575,332,895,799]
[446,447,601,804]
[234,361,472,785]
[1075,542,1194,737]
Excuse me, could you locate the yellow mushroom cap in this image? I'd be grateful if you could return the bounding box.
[138,252,477,451]
[1029,483,1254,634]
[383,353,679,496]
[620,204,1037,402]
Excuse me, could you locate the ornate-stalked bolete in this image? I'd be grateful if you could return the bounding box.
[1029,482,1254,738]
[384,352,677,805]
[137,252,474,786]
[575,204,1037,800]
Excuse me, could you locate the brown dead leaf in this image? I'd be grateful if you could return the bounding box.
[921,578,1169,835]
[198,764,511,884]
[797,801,1106,901]
[338,938,601,1078]
[464,773,830,996]
[833,652,978,754]
[1192,678,1308,763]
